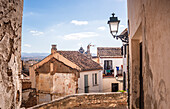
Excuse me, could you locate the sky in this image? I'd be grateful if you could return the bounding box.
[22,0,127,55]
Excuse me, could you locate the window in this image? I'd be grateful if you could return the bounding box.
[104,60,112,70]
[95,73,97,85]
[92,73,97,85]
[104,60,113,76]
[84,75,89,93]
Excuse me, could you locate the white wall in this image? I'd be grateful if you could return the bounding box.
[123,58,127,73]
[99,58,123,69]
[99,57,123,76]
[103,77,123,92]
[78,70,103,93]
[122,43,127,74]
[99,57,123,92]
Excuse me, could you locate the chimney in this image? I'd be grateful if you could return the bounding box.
[86,44,91,59]
[51,45,57,54]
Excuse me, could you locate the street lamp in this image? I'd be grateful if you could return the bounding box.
[108,13,128,43]
[108,13,130,108]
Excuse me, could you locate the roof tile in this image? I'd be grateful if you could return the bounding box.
[97,47,122,57]
[58,51,102,71]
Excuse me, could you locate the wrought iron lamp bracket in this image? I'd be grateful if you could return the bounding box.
[111,33,129,43]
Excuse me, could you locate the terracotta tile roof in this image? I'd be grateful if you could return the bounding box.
[57,51,102,71]
[97,47,122,57]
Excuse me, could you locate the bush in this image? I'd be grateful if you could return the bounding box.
[117,90,126,93]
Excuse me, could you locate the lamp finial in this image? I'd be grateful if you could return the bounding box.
[112,13,115,17]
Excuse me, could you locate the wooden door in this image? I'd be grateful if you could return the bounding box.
[112,83,118,92]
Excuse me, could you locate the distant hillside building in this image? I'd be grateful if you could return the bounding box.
[29,45,103,104]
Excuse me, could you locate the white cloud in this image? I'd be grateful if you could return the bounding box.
[24,44,31,48]
[120,25,125,28]
[64,32,98,40]
[97,26,106,31]
[24,12,34,16]
[24,12,38,17]
[50,29,55,32]
[71,20,88,25]
[30,30,44,36]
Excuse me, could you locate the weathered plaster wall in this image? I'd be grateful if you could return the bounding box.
[37,72,77,104]
[0,0,23,108]
[37,73,77,104]
[38,73,52,92]
[29,92,127,109]
[29,66,36,88]
[52,73,76,96]
[128,0,170,109]
[127,0,143,39]
[129,39,141,109]
[33,58,79,104]
[30,53,81,89]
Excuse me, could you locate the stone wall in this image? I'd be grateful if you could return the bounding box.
[29,92,127,109]
[21,89,37,108]
[0,0,23,109]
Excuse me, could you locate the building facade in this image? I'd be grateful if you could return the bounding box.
[58,50,103,94]
[29,45,103,104]
[78,70,103,93]
[97,47,124,92]
[127,0,170,109]
[120,28,129,91]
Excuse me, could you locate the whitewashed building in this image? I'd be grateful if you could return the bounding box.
[97,47,123,92]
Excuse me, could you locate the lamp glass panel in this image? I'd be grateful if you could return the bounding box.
[110,22,118,33]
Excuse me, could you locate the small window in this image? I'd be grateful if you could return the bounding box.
[95,73,97,85]
[104,60,112,70]
[92,73,97,85]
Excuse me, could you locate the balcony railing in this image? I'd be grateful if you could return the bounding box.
[103,69,123,77]
[103,69,114,76]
